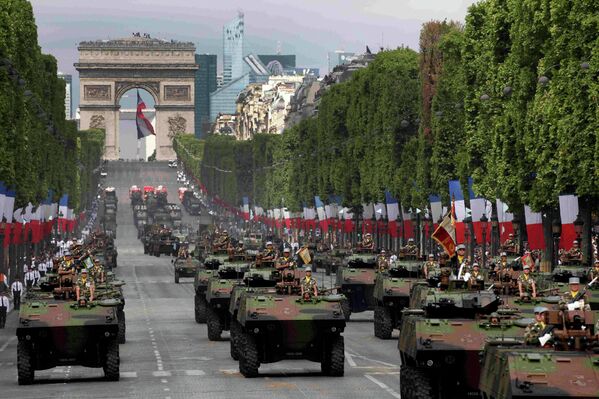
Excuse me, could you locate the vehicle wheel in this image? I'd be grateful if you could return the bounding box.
[194,294,207,323]
[206,308,222,341]
[322,335,344,376]
[239,333,259,377]
[230,320,240,360]
[341,299,351,321]
[374,306,393,339]
[103,339,120,381]
[17,340,34,385]
[400,365,434,399]
[117,310,126,344]
[174,272,180,284]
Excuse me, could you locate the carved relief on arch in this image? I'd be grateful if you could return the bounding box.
[89,115,106,129]
[167,114,187,138]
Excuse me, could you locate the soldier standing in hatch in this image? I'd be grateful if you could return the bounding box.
[518,265,537,299]
[401,238,419,257]
[589,259,599,281]
[524,306,550,345]
[301,266,318,298]
[422,254,439,279]
[559,277,590,310]
[75,269,95,302]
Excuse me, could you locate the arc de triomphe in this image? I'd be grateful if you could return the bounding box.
[75,37,198,160]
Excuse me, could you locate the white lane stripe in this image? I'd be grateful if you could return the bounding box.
[153,370,171,377]
[345,351,357,367]
[120,371,138,378]
[185,370,205,376]
[0,336,16,352]
[365,374,402,399]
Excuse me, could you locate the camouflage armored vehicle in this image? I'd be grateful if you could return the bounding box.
[205,254,251,340]
[174,257,200,284]
[17,299,120,384]
[372,257,424,339]
[129,185,143,207]
[95,272,127,344]
[317,248,351,276]
[552,258,588,283]
[133,204,148,223]
[193,250,230,323]
[148,229,176,257]
[478,309,599,399]
[235,269,346,377]
[229,267,279,360]
[336,249,378,320]
[399,282,527,399]
[182,191,202,215]
[166,203,182,227]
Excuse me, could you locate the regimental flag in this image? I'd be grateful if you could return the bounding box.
[136,90,155,139]
[521,252,534,269]
[297,247,312,265]
[432,212,457,257]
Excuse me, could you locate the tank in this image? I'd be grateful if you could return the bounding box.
[235,269,346,377]
[336,250,378,320]
[372,259,424,339]
[398,282,527,399]
[94,272,127,344]
[204,255,250,340]
[478,309,599,399]
[174,257,200,284]
[16,299,120,385]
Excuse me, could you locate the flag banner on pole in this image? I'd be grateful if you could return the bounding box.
[448,180,466,243]
[13,208,23,245]
[401,206,413,239]
[385,191,400,238]
[467,177,491,244]
[0,182,6,222]
[429,194,443,227]
[524,205,545,250]
[136,90,155,139]
[495,199,514,243]
[58,194,68,232]
[297,247,312,264]
[242,197,250,221]
[432,212,457,257]
[558,194,579,250]
[3,188,15,247]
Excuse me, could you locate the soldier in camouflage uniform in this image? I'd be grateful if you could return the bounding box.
[524,306,550,345]
[361,233,374,251]
[559,277,589,310]
[401,238,418,257]
[276,248,295,271]
[467,263,484,289]
[588,259,599,281]
[90,261,105,285]
[518,265,537,299]
[300,266,318,298]
[377,250,389,272]
[422,254,439,279]
[75,269,95,302]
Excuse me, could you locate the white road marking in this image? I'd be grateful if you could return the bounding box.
[365,374,402,399]
[120,371,138,378]
[184,370,205,376]
[153,371,171,377]
[345,351,357,367]
[0,336,16,352]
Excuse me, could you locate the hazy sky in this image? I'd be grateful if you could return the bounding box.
[30,0,479,109]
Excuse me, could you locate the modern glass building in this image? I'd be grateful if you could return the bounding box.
[209,73,250,122]
[194,54,217,138]
[257,54,296,74]
[57,73,72,119]
[223,12,244,85]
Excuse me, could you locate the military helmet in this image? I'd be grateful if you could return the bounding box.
[489,312,500,318]
[428,254,434,258]
[456,244,466,250]
[266,241,273,246]
[534,306,549,314]
[501,252,507,257]
[523,265,530,270]
[472,263,480,268]
[569,277,580,285]
[594,259,599,265]
[283,248,290,253]
[81,268,88,274]
[305,266,312,272]
[408,238,414,243]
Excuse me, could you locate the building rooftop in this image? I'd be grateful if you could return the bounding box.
[78,36,195,51]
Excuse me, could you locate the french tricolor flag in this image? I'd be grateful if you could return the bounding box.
[385,191,400,238]
[524,205,545,250]
[496,199,514,243]
[449,180,466,243]
[242,197,250,221]
[3,188,15,247]
[401,205,414,239]
[362,203,374,234]
[58,194,69,232]
[558,195,579,250]
[136,90,155,139]
[468,177,492,243]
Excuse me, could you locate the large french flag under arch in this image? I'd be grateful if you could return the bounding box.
[449,180,466,243]
[136,90,155,139]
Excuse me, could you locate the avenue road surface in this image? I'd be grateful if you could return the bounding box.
[0,161,402,399]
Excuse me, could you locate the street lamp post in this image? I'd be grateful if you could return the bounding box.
[490,213,499,257]
[464,216,473,263]
[424,215,432,257]
[481,214,488,268]
[552,217,562,269]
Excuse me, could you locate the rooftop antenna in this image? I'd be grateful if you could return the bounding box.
[276,40,282,55]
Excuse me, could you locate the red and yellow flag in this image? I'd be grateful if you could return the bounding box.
[432,212,457,257]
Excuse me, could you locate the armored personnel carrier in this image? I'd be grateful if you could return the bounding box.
[181,190,202,215]
[398,281,527,399]
[94,271,127,344]
[372,256,424,339]
[193,250,230,323]
[17,299,120,384]
[204,254,251,340]
[174,256,200,284]
[479,308,599,399]
[336,249,378,320]
[317,248,351,276]
[552,258,588,283]
[129,185,143,207]
[235,268,346,377]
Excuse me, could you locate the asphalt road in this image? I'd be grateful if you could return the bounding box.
[0,161,401,399]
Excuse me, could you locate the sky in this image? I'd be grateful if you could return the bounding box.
[30,0,479,110]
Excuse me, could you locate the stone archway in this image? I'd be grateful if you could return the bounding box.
[75,36,198,160]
